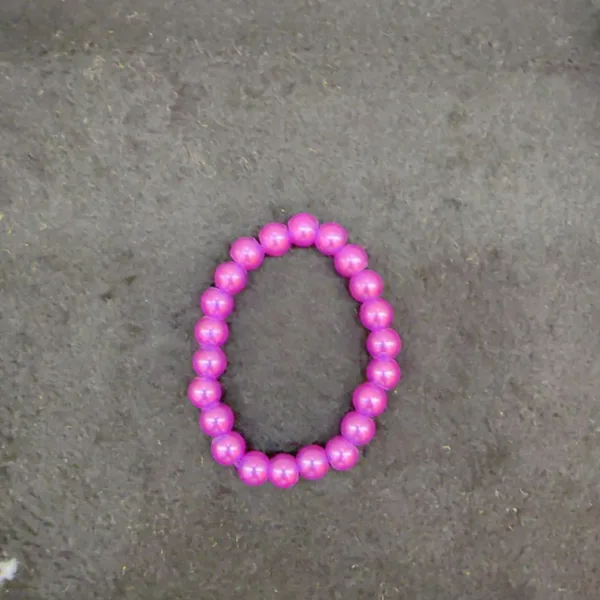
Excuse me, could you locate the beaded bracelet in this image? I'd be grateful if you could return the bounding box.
[187,213,402,488]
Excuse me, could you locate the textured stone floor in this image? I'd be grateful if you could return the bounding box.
[1,1,600,598]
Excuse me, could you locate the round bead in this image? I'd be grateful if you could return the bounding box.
[200,287,234,320]
[230,237,265,271]
[366,328,402,358]
[349,269,384,303]
[258,222,291,257]
[334,244,369,278]
[268,453,300,488]
[192,347,228,379]
[366,358,401,391]
[325,436,360,471]
[238,451,270,486]
[214,261,248,295]
[199,403,235,437]
[315,222,348,256]
[296,445,329,481]
[211,432,246,466]
[341,411,376,447]
[187,377,222,410]
[352,382,388,417]
[194,316,229,347]
[287,213,319,247]
[359,298,394,331]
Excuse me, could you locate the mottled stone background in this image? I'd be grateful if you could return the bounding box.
[1,0,600,598]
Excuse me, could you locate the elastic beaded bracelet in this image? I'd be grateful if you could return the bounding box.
[187,213,402,488]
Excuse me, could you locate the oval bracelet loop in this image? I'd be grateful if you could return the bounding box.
[188,213,402,488]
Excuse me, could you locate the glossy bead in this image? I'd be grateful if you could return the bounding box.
[341,411,376,447]
[192,347,228,379]
[287,213,319,247]
[352,382,388,417]
[214,261,248,295]
[200,287,234,320]
[296,445,329,480]
[211,432,246,466]
[366,328,402,358]
[238,451,270,486]
[359,298,394,331]
[199,403,235,437]
[326,436,360,471]
[258,222,291,257]
[349,269,384,302]
[367,358,401,390]
[334,244,369,278]
[269,453,300,488]
[194,316,229,347]
[187,377,222,410]
[315,222,348,256]
[230,237,264,271]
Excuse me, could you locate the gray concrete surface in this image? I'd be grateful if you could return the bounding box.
[1,0,600,598]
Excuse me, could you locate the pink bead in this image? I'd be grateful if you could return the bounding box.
[341,411,376,447]
[359,298,394,331]
[199,403,235,437]
[214,261,248,295]
[315,222,348,256]
[268,453,300,488]
[366,328,402,358]
[352,382,388,417]
[211,432,246,466]
[192,347,228,379]
[296,445,329,480]
[230,237,265,271]
[258,223,291,257]
[194,317,229,347]
[238,451,270,486]
[349,269,384,302]
[334,244,369,278]
[287,213,319,247]
[367,358,401,390]
[200,287,234,320]
[187,377,222,410]
[325,436,360,471]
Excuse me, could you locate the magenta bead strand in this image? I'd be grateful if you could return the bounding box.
[190,213,403,487]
